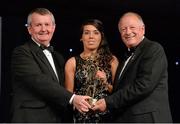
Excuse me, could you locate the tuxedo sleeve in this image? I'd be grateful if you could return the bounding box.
[11,46,73,109]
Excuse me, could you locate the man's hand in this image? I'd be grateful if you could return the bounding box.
[73,95,91,113]
[92,98,106,112]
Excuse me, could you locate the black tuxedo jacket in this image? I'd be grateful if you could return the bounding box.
[11,40,72,122]
[105,38,172,122]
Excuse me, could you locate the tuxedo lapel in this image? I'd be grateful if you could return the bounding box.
[118,38,148,84]
[37,51,59,81]
[119,53,136,80]
[28,41,59,82]
[115,42,142,88]
[52,52,64,85]
[113,60,125,91]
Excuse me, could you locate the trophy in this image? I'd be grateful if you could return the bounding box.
[86,97,97,106]
[84,53,107,107]
[85,83,98,106]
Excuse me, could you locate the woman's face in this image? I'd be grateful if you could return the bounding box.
[81,25,102,51]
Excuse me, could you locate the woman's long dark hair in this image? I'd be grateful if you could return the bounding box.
[80,19,113,70]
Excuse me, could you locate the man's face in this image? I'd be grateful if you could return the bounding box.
[118,14,145,48]
[27,13,55,46]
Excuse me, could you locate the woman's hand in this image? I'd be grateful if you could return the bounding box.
[96,70,107,82]
[96,70,113,93]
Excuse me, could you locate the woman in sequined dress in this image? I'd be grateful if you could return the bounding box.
[65,19,119,123]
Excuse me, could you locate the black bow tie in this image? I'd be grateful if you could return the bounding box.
[40,45,54,53]
[125,47,136,59]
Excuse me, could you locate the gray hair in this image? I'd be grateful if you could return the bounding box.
[26,8,55,27]
[119,12,144,26]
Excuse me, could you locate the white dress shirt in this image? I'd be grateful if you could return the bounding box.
[31,38,59,81]
[42,49,59,81]
[118,53,134,79]
[32,38,75,104]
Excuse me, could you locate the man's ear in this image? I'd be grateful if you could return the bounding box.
[27,26,32,35]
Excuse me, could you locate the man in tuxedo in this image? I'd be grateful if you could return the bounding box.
[92,12,172,122]
[10,8,91,122]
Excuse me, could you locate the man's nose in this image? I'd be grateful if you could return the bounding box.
[41,25,46,31]
[125,28,131,34]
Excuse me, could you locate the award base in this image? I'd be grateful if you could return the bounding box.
[87,98,97,106]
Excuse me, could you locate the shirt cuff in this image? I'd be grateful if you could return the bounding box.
[69,94,75,104]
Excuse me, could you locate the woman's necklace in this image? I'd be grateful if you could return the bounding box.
[82,52,97,61]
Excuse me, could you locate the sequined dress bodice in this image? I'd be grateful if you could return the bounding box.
[74,55,112,123]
